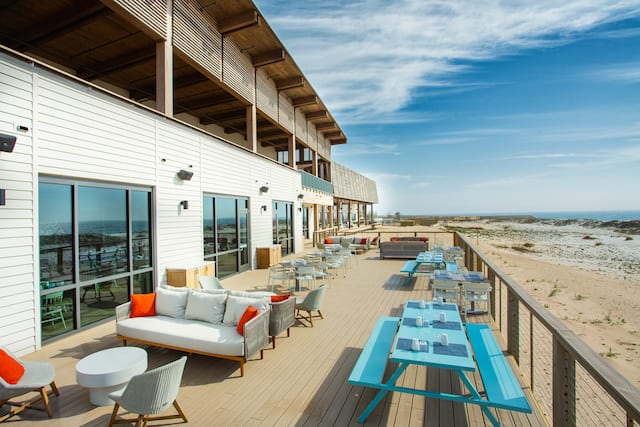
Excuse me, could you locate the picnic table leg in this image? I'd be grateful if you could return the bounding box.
[457,371,501,427]
[356,363,408,423]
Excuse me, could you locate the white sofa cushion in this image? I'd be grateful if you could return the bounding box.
[117,315,244,356]
[155,286,189,318]
[185,291,227,324]
[223,294,270,326]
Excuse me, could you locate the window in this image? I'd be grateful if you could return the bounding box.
[203,195,249,278]
[273,201,294,256]
[39,179,153,341]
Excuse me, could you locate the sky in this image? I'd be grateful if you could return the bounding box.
[253,1,640,216]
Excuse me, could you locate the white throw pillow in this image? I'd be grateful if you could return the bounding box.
[223,295,270,326]
[155,286,189,318]
[185,291,227,324]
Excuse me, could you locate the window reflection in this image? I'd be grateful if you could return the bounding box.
[78,186,127,280]
[273,202,294,255]
[132,191,151,270]
[203,195,249,276]
[39,183,73,287]
[216,197,237,251]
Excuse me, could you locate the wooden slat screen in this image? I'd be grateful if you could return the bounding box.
[109,0,168,39]
[308,122,317,150]
[278,92,294,132]
[256,68,278,121]
[318,133,330,159]
[295,109,307,142]
[173,0,222,80]
[222,37,255,102]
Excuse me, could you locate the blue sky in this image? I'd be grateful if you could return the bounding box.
[254,1,640,216]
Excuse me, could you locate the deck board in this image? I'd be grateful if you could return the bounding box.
[8,248,547,426]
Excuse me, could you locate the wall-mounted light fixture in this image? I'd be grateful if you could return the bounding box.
[177,169,194,181]
[259,185,269,193]
[0,133,17,153]
[297,193,304,200]
[261,205,267,212]
[180,200,189,210]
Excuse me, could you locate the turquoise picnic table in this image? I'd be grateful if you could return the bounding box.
[400,251,446,285]
[348,300,531,426]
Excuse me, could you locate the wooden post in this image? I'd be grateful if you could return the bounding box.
[156,39,173,115]
[246,104,257,152]
[507,288,520,363]
[553,337,576,427]
[287,134,296,169]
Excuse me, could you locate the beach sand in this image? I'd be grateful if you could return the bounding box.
[440,219,640,387]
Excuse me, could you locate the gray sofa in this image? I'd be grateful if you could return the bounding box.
[325,236,371,252]
[379,237,429,259]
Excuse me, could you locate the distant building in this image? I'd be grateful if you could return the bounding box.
[0,0,377,353]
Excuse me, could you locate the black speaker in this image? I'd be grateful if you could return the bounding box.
[177,169,193,181]
[0,134,17,153]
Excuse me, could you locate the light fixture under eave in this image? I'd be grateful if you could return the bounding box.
[177,169,193,181]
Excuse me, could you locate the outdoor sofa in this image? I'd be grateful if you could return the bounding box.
[325,235,371,252]
[379,237,429,259]
[115,286,295,377]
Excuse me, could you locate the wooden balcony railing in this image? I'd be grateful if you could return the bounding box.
[454,232,640,427]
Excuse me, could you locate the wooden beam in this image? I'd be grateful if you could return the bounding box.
[292,95,318,107]
[174,93,237,114]
[258,129,286,139]
[252,49,285,67]
[275,76,304,91]
[156,40,173,115]
[305,110,328,121]
[330,137,347,145]
[78,47,155,80]
[131,72,209,101]
[323,131,343,139]
[316,122,336,130]
[8,3,110,51]
[219,10,260,35]
[200,108,247,125]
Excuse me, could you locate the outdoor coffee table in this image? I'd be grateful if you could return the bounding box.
[76,346,147,406]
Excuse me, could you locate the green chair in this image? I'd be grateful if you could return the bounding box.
[295,284,327,327]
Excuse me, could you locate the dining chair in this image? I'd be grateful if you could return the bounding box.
[0,346,59,422]
[295,284,327,327]
[461,282,492,320]
[269,265,294,292]
[108,356,188,427]
[40,292,67,330]
[294,266,316,291]
[325,255,346,278]
[432,281,460,304]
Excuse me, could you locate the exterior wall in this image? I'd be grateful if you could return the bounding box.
[0,58,36,355]
[332,162,379,204]
[0,52,303,353]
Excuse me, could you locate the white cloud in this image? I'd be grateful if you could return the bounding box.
[588,62,640,83]
[256,0,640,122]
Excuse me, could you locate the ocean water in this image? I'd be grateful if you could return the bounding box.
[482,210,640,222]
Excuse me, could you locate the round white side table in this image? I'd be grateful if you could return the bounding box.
[76,346,147,406]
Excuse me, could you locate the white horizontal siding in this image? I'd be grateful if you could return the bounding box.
[0,57,35,354]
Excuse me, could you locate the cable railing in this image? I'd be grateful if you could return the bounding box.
[453,232,640,427]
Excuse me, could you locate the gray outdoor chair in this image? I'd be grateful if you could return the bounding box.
[108,356,188,427]
[295,284,327,327]
[198,276,224,290]
[0,346,59,422]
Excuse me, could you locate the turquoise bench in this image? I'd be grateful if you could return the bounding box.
[466,323,532,414]
[348,316,400,387]
[445,261,459,273]
[400,261,418,286]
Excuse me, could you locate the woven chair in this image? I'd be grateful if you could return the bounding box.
[0,347,59,422]
[108,356,188,427]
[198,276,224,290]
[295,284,327,327]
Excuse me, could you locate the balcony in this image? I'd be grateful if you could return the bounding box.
[299,170,334,194]
[11,231,640,426]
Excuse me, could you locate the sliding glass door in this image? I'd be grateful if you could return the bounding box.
[273,201,294,256]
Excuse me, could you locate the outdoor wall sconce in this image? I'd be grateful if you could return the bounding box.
[0,133,17,153]
[177,169,193,181]
[261,205,267,212]
[180,200,189,210]
[297,193,304,200]
[259,185,269,193]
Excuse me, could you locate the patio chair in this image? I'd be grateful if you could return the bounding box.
[432,281,460,304]
[295,284,327,327]
[198,276,224,290]
[326,255,346,278]
[461,282,491,320]
[294,266,316,291]
[40,291,67,330]
[108,356,188,427]
[0,346,59,422]
[269,265,294,292]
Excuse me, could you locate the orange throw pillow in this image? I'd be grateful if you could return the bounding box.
[0,349,25,384]
[130,292,156,318]
[324,237,332,244]
[271,294,290,303]
[237,306,259,335]
[390,237,398,242]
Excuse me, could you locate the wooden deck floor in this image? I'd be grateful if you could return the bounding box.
[8,250,548,426]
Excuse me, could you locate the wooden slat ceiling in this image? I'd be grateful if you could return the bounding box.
[0,0,346,148]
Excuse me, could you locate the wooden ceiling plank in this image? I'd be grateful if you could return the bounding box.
[200,108,247,125]
[174,93,237,114]
[9,3,110,50]
[219,10,259,35]
[130,72,209,100]
[78,47,155,80]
